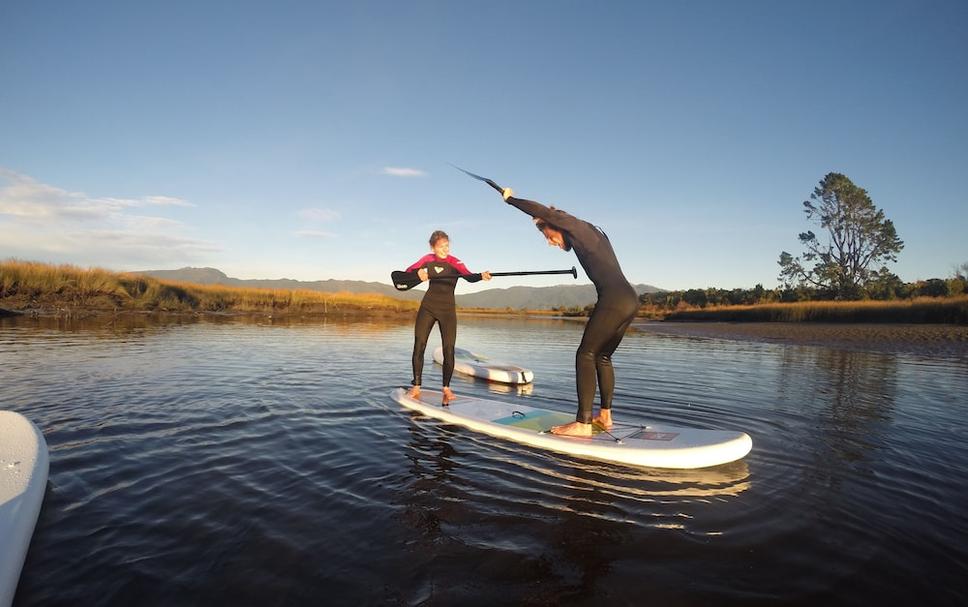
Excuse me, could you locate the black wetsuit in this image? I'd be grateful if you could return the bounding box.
[506,196,639,424]
[402,254,482,388]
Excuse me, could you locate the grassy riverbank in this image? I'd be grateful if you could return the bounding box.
[0,260,418,316]
[4,260,967,323]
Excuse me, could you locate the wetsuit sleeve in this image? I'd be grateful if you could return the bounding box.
[505,196,586,234]
[447,256,483,283]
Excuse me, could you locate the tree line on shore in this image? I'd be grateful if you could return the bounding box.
[644,171,966,311]
[640,271,968,311]
[556,172,968,323]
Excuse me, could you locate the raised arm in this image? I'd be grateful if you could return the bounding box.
[503,192,586,234]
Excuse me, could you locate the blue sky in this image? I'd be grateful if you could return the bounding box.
[1,1,965,292]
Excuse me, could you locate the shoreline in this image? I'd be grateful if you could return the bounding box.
[4,307,966,357]
[0,306,417,321]
[632,320,968,358]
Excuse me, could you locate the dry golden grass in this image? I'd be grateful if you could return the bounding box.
[6,259,965,323]
[0,259,418,314]
[0,260,128,298]
[664,296,968,324]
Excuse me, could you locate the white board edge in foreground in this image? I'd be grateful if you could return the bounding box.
[0,411,49,607]
[391,388,752,469]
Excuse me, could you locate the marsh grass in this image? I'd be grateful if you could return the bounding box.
[663,297,968,324]
[5,259,965,322]
[0,260,417,315]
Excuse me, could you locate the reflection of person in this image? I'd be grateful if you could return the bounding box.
[500,188,638,437]
[403,230,491,405]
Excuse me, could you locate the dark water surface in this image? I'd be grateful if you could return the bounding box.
[2,315,967,606]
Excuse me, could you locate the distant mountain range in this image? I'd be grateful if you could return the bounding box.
[137,267,663,309]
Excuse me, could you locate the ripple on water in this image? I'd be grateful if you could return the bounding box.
[2,315,967,605]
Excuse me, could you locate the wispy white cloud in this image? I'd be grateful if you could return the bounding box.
[0,168,193,221]
[142,195,192,207]
[382,167,426,178]
[0,167,215,267]
[298,208,340,222]
[294,229,337,239]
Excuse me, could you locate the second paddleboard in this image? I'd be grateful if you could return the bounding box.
[433,346,534,384]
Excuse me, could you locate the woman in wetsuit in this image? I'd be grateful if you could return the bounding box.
[500,188,639,437]
[404,230,491,404]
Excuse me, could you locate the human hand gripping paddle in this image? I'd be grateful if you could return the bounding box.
[391,266,577,291]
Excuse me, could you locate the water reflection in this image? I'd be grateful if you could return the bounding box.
[400,402,752,506]
[402,420,462,537]
[397,404,753,603]
[0,312,415,335]
[777,346,897,467]
[445,372,535,396]
[4,313,966,606]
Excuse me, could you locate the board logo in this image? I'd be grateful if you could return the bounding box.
[434,266,444,274]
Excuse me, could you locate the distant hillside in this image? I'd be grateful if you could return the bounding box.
[456,283,662,309]
[137,267,663,309]
[137,267,424,301]
[140,267,230,284]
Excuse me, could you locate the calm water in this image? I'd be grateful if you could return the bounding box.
[2,315,967,606]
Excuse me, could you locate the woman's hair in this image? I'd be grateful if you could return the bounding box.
[429,230,449,247]
[534,206,561,234]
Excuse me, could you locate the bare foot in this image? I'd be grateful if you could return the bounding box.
[550,421,594,437]
[593,409,613,430]
[407,386,421,399]
[441,387,456,405]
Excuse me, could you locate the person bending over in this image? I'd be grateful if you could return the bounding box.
[500,188,638,436]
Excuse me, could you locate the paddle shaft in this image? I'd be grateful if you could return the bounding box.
[489,267,577,278]
[391,266,577,291]
[417,266,576,282]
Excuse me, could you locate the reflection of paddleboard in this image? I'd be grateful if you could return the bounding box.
[0,411,49,607]
[391,388,752,469]
[433,346,534,384]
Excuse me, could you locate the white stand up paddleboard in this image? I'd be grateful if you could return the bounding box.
[0,411,49,607]
[391,388,752,469]
[432,346,534,384]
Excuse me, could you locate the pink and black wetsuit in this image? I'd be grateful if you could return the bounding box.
[506,195,639,425]
[402,254,483,388]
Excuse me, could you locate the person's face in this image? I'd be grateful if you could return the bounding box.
[432,238,450,258]
[542,228,566,250]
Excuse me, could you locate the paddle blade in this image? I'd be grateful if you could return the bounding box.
[391,270,421,291]
[449,163,505,195]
